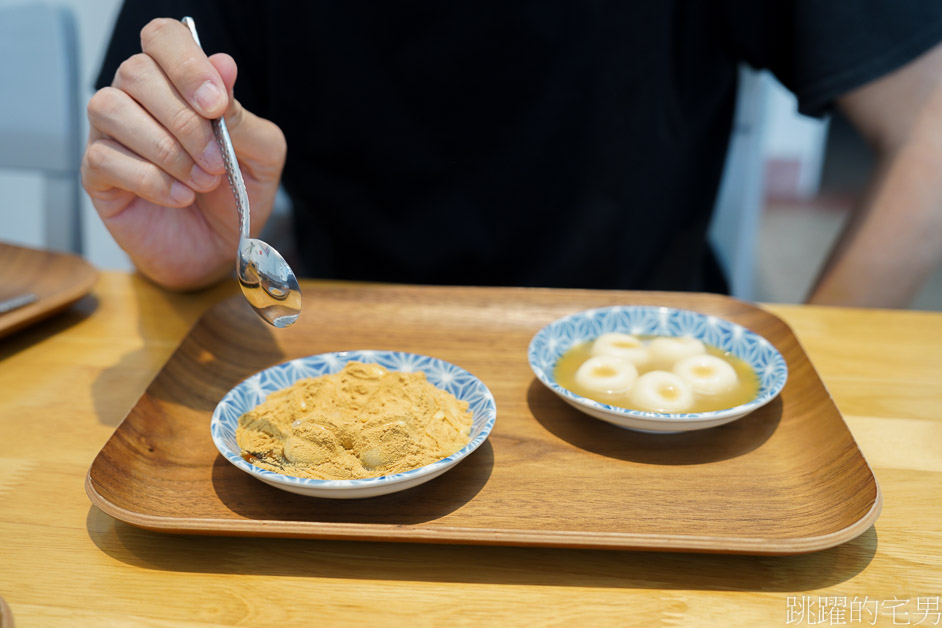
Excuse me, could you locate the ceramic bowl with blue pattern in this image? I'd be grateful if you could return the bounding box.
[528,306,788,433]
[211,350,497,498]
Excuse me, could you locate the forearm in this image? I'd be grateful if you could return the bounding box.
[806,41,942,308]
[806,146,942,308]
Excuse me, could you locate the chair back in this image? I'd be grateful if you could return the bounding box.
[0,2,82,253]
[708,66,771,301]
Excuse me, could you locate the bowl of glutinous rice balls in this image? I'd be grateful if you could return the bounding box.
[528,306,788,433]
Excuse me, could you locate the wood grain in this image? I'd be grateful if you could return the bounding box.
[0,241,98,339]
[86,283,880,553]
[2,272,941,626]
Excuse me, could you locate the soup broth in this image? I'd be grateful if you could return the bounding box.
[555,335,759,413]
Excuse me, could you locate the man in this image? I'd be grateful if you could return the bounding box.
[82,1,942,306]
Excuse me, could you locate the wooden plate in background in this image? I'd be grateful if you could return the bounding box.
[86,284,881,554]
[0,242,98,339]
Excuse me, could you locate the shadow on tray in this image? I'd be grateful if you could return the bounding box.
[209,439,495,524]
[526,379,782,465]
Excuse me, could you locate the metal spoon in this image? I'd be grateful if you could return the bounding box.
[0,292,37,314]
[182,16,301,328]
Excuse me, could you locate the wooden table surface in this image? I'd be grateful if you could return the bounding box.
[1,271,940,627]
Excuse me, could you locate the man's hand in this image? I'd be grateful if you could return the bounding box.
[82,18,286,290]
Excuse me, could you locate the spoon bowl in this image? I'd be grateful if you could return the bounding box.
[238,238,301,327]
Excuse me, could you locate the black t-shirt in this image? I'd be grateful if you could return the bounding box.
[97,0,942,291]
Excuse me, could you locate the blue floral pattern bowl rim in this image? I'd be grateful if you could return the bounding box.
[211,350,498,489]
[527,305,788,422]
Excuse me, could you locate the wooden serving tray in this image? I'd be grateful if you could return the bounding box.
[86,284,881,554]
[0,241,98,339]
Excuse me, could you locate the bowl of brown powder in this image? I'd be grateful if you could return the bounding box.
[211,351,497,498]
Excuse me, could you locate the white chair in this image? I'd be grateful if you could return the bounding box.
[708,66,772,302]
[710,67,832,302]
[0,2,83,253]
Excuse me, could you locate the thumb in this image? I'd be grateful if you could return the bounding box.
[207,53,286,177]
[208,53,237,103]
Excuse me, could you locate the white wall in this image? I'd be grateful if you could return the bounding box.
[0,0,129,270]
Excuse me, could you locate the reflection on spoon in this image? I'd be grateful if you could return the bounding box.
[238,240,301,327]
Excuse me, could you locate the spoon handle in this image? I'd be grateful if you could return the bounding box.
[181,16,250,241]
[0,292,37,314]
